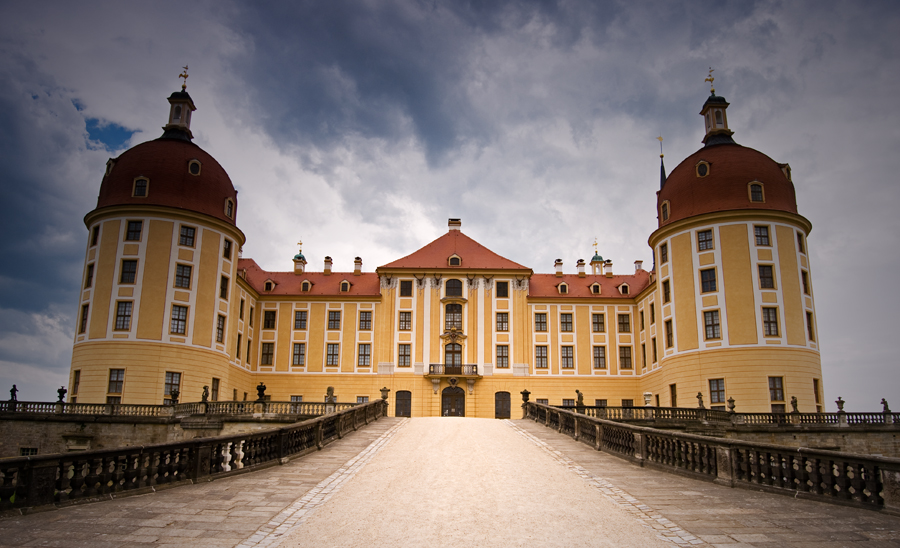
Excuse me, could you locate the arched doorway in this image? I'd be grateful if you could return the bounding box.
[442,386,465,417]
[495,391,511,419]
[396,390,411,417]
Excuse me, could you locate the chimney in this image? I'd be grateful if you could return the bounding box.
[554,259,563,278]
[604,260,613,278]
[576,259,586,278]
[354,256,362,276]
[324,256,333,276]
[634,260,643,272]
[448,218,461,231]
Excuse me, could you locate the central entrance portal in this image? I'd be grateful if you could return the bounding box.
[442,386,465,416]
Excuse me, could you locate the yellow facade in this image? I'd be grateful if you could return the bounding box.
[67,87,824,417]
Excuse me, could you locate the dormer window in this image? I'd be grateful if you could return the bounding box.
[696,161,710,178]
[188,160,201,176]
[301,281,311,292]
[341,281,350,292]
[661,201,670,221]
[558,283,568,295]
[264,281,274,292]
[590,283,601,295]
[749,182,765,203]
[105,159,115,177]
[133,178,149,197]
[448,254,461,267]
[619,284,630,295]
[225,199,234,218]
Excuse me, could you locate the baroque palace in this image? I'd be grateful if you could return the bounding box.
[67,80,823,418]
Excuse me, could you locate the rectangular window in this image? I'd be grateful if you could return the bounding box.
[536,399,549,405]
[562,399,575,407]
[496,345,509,368]
[114,301,132,331]
[179,225,196,247]
[108,369,124,393]
[797,232,805,254]
[120,259,138,284]
[709,379,725,404]
[358,344,371,366]
[236,333,242,359]
[806,312,815,341]
[640,311,645,331]
[223,239,232,260]
[18,447,36,457]
[240,299,245,320]
[91,226,99,246]
[665,320,674,348]
[164,371,181,398]
[650,304,656,325]
[560,346,574,368]
[617,314,630,333]
[619,347,632,369]
[328,311,341,330]
[560,313,573,332]
[697,229,714,251]
[84,264,94,289]
[359,311,372,330]
[758,265,775,289]
[125,220,143,241]
[535,313,547,332]
[801,271,810,295]
[174,264,191,288]
[72,370,81,395]
[622,399,634,408]
[704,310,721,340]
[670,384,677,407]
[763,307,779,336]
[652,338,658,362]
[813,378,821,404]
[216,315,226,343]
[445,304,462,329]
[496,312,509,332]
[357,396,369,404]
[662,280,671,303]
[592,313,605,333]
[249,307,254,327]
[264,310,276,329]
[400,280,413,297]
[755,225,770,246]
[133,179,147,197]
[660,243,668,264]
[398,344,411,366]
[220,276,229,299]
[595,399,608,408]
[211,378,219,401]
[769,377,784,401]
[294,310,307,329]
[496,281,509,298]
[247,339,252,365]
[261,342,274,365]
[170,305,188,334]
[291,395,303,403]
[641,343,647,368]
[292,343,306,366]
[700,268,717,292]
[326,344,340,366]
[535,346,548,368]
[398,311,412,330]
[593,346,606,369]
[106,396,121,405]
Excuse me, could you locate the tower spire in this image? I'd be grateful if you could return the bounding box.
[658,136,667,189]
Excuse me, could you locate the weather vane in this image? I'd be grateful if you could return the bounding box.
[657,135,664,158]
[704,67,715,94]
[593,238,598,254]
[297,239,303,253]
[179,65,189,91]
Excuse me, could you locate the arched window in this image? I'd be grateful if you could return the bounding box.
[446,279,463,297]
[591,283,601,295]
[341,281,350,292]
[445,304,462,330]
[715,110,723,126]
[173,105,182,121]
[445,343,462,366]
[558,283,568,294]
[301,281,311,292]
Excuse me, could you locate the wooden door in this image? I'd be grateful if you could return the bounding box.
[395,390,411,417]
[494,391,510,419]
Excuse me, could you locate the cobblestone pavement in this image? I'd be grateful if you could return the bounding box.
[512,419,900,548]
[2,416,900,547]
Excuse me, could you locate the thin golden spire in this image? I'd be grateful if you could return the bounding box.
[704,67,715,94]
[657,135,664,158]
[179,65,189,90]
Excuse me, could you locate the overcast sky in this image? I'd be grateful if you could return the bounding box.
[0,0,897,410]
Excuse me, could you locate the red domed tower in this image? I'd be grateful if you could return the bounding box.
[69,82,248,405]
[643,81,823,413]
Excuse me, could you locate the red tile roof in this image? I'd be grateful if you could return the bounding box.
[528,270,652,299]
[238,259,381,297]
[379,230,529,271]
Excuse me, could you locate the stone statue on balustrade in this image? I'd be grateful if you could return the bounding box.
[202,385,209,403]
[790,396,799,413]
[883,398,891,414]
[9,384,17,402]
[325,386,336,404]
[696,392,704,409]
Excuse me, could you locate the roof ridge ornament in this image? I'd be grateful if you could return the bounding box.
[179,65,189,91]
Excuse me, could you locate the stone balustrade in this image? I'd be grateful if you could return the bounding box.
[529,402,900,515]
[0,399,387,515]
[0,400,357,419]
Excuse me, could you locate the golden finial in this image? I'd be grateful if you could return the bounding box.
[297,239,303,252]
[179,65,189,91]
[704,67,715,94]
[593,238,599,254]
[657,135,664,158]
